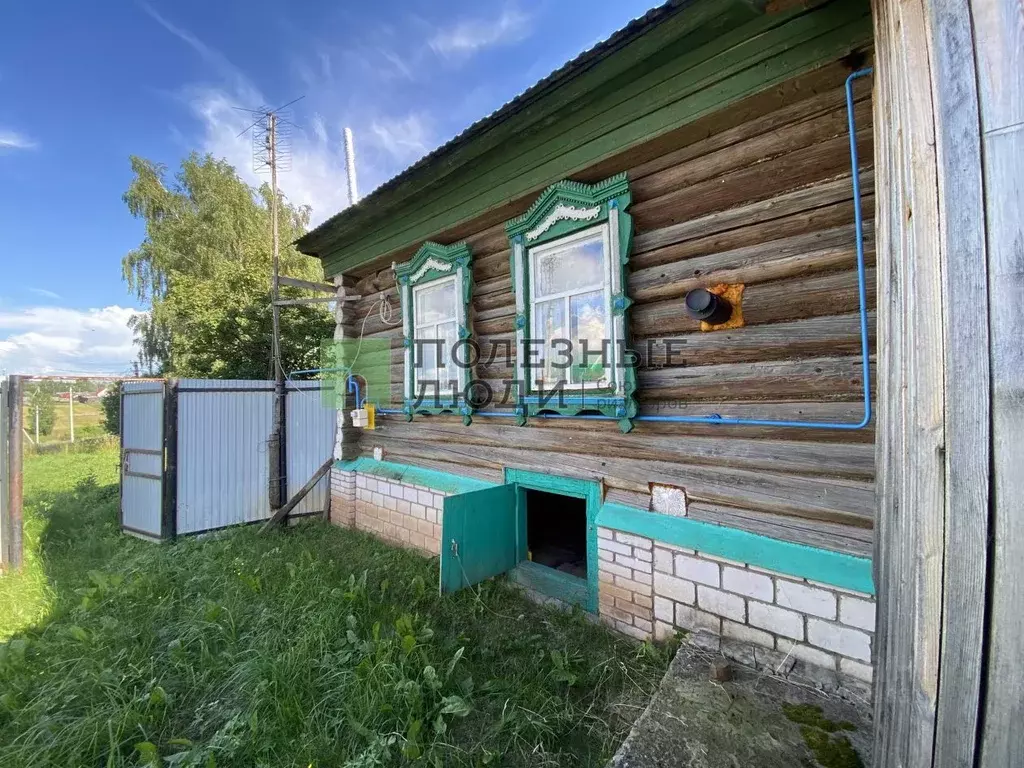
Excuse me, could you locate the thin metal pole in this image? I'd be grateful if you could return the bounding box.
[270,112,281,376]
[269,112,287,512]
[69,382,74,443]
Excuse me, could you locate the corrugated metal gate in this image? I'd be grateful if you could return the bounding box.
[175,379,274,534]
[120,381,166,539]
[119,378,336,539]
[285,381,335,516]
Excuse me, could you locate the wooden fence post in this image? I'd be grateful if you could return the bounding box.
[972,0,1024,762]
[1,376,23,570]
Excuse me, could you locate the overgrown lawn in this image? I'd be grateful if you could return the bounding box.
[0,450,669,767]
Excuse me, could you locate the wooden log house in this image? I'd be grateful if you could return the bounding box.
[297,1,1023,763]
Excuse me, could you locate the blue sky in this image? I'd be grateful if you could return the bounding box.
[0,0,657,375]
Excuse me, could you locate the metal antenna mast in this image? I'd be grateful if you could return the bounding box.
[239,97,301,514]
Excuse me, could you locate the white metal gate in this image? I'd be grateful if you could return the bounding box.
[175,379,274,534]
[120,381,165,539]
[285,381,335,516]
[119,378,337,539]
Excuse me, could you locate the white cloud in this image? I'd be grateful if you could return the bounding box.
[147,7,448,224]
[0,129,37,150]
[139,2,255,99]
[0,306,140,376]
[145,8,367,223]
[28,288,61,300]
[183,86,355,224]
[368,114,433,164]
[429,6,532,57]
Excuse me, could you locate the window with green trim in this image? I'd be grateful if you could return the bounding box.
[394,241,474,424]
[505,173,638,433]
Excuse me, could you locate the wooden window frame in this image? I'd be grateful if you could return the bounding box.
[394,241,474,424]
[505,173,638,433]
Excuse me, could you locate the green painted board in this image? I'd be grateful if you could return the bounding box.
[512,560,590,610]
[439,484,519,594]
[597,502,875,595]
[505,468,601,613]
[335,457,492,495]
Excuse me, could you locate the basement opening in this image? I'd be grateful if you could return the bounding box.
[525,488,588,580]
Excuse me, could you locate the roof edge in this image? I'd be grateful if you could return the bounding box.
[295,0,710,258]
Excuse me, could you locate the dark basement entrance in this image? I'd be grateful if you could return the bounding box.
[524,489,588,580]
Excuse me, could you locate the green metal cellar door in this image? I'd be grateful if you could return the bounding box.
[439,484,519,594]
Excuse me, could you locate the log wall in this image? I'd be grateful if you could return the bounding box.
[345,61,876,558]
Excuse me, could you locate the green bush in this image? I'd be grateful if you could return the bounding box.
[100,380,122,436]
[26,381,58,437]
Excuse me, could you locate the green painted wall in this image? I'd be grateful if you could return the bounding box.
[312,0,872,275]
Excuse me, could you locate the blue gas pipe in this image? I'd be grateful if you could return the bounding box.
[363,68,875,430]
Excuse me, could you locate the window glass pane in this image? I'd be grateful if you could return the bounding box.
[570,290,608,384]
[534,298,566,386]
[416,329,437,386]
[415,280,456,326]
[438,321,459,392]
[533,235,605,297]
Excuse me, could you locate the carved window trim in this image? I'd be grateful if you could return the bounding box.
[505,173,638,433]
[394,241,474,424]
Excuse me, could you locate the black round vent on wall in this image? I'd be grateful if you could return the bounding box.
[683,289,732,326]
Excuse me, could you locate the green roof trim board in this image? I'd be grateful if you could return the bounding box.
[297,0,872,275]
[334,458,875,594]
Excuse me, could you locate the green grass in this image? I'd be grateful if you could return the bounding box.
[0,449,669,767]
[24,400,108,445]
[0,449,121,636]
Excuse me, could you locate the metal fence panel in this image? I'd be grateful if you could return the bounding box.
[285,382,336,516]
[175,379,274,535]
[121,381,165,537]
[119,378,337,538]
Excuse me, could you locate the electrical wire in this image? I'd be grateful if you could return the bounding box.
[288,289,402,402]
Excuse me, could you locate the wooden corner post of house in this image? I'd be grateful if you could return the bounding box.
[871,0,1022,766]
[335,273,361,463]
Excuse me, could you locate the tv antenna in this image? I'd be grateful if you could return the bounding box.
[236,96,304,514]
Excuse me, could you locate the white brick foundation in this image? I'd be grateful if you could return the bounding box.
[329,467,356,525]
[331,479,876,697]
[330,468,445,556]
[597,528,655,640]
[600,525,876,698]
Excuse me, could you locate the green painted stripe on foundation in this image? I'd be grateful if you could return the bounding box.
[596,502,874,595]
[334,458,492,496]
[335,458,874,594]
